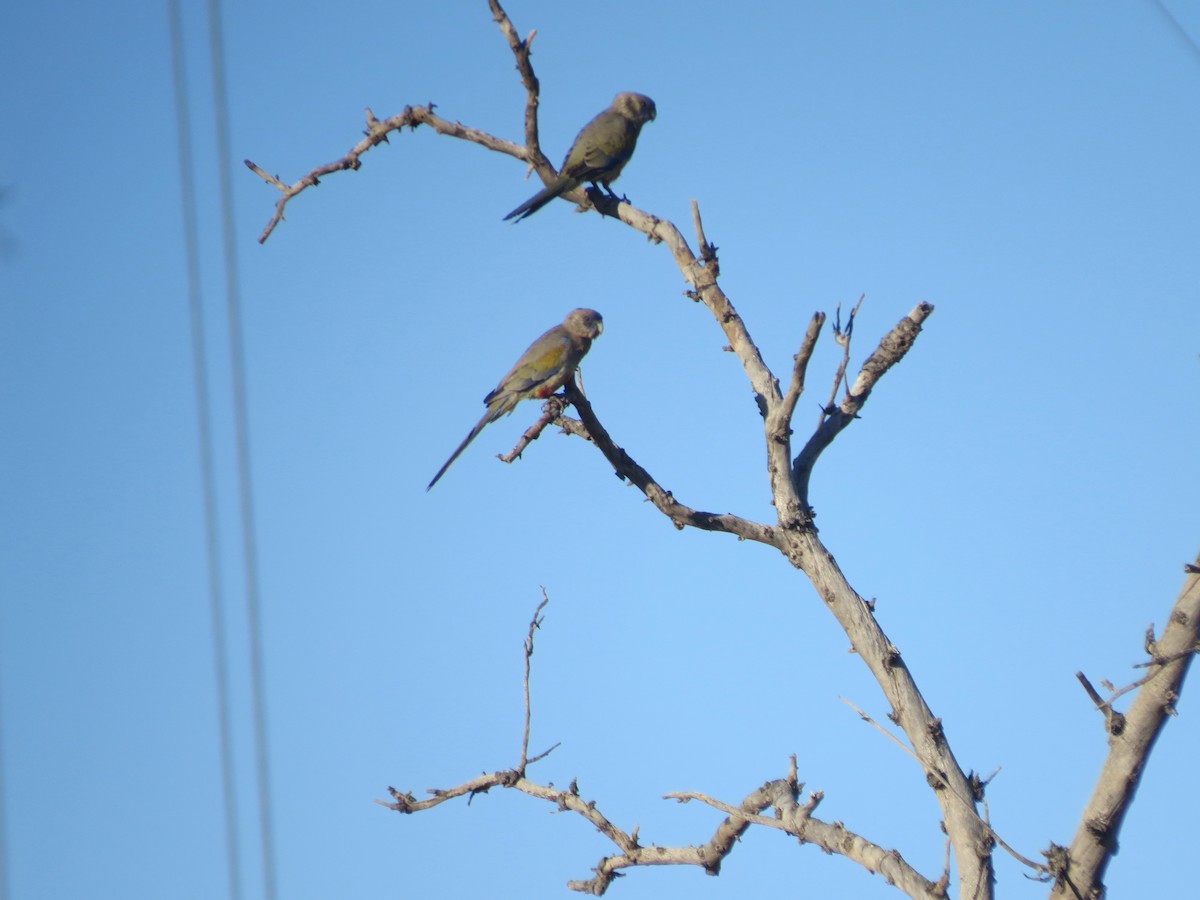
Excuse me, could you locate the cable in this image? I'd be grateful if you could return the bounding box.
[0,650,10,900]
[1150,0,1200,65]
[205,2,279,898]
[168,2,243,897]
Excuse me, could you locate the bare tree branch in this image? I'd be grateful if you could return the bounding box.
[780,311,827,431]
[841,697,1046,875]
[665,756,947,899]
[793,301,934,508]
[486,0,544,162]
[783,522,995,899]
[517,590,550,774]
[557,295,989,898]
[498,394,571,464]
[245,104,526,243]
[819,294,864,430]
[561,381,784,547]
[1049,552,1200,898]
[380,612,947,897]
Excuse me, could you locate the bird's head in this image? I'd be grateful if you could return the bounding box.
[564,308,604,340]
[613,92,657,124]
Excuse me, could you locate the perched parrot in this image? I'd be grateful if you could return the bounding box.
[426,308,605,490]
[503,92,657,222]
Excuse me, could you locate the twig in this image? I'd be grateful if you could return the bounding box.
[780,312,827,431]
[486,0,543,160]
[690,199,719,278]
[664,757,942,900]
[839,695,920,763]
[1075,670,1126,736]
[1075,644,1200,733]
[498,394,570,464]
[246,104,525,242]
[517,590,550,773]
[380,613,945,895]
[1133,644,1200,669]
[1074,671,1106,709]
[820,294,865,428]
[840,697,1045,874]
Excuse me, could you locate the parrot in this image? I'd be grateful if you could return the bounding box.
[503,92,657,222]
[426,308,605,490]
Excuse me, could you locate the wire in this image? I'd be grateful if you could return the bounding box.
[167,2,243,897]
[1150,0,1200,65]
[0,652,9,900]
[204,2,279,898]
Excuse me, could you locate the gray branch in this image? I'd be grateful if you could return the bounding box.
[1048,552,1200,897]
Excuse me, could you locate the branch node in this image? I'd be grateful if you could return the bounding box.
[968,771,985,802]
[926,717,945,744]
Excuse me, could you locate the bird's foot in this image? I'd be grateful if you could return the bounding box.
[585,184,627,218]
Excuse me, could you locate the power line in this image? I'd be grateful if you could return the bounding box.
[0,648,10,900]
[1150,0,1200,65]
[167,2,242,897]
[205,2,279,898]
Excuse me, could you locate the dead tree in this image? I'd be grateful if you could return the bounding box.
[246,2,1200,897]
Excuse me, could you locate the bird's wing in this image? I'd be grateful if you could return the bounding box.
[562,112,635,181]
[484,328,572,407]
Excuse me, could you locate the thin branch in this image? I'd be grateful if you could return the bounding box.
[793,301,934,507]
[779,311,828,440]
[663,756,945,899]
[561,382,783,547]
[1074,671,1106,710]
[1077,641,1200,734]
[841,697,1045,874]
[380,617,943,896]
[498,394,570,464]
[246,105,525,242]
[517,590,550,774]
[690,199,719,279]
[819,294,865,430]
[1075,671,1126,735]
[486,0,544,160]
[839,696,921,764]
[1132,644,1199,670]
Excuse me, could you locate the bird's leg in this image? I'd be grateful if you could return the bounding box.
[600,181,625,201]
[584,183,625,218]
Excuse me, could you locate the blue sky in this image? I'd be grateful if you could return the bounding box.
[2,1,1198,898]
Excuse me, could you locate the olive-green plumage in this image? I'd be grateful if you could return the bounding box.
[504,92,657,222]
[427,309,604,490]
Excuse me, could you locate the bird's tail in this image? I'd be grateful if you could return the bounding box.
[503,175,571,222]
[426,409,495,491]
